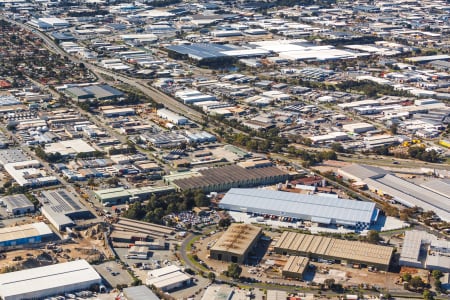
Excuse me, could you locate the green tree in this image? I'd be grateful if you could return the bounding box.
[423,289,434,300]
[324,278,335,289]
[410,276,425,290]
[431,270,443,280]
[402,273,412,282]
[226,263,242,279]
[366,230,381,244]
[331,143,345,153]
[218,218,231,228]
[208,272,216,282]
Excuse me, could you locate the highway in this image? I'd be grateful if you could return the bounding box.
[0,16,205,124]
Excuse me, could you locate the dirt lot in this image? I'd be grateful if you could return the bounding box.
[0,224,109,274]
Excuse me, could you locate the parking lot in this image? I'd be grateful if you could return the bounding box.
[94,261,133,288]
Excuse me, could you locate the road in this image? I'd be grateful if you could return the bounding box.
[0,15,205,124]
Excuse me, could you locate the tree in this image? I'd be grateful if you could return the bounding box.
[434,279,442,293]
[410,276,425,290]
[423,289,434,300]
[324,278,335,289]
[208,272,216,282]
[331,143,345,153]
[106,177,120,187]
[402,273,412,283]
[218,218,231,228]
[431,270,443,280]
[366,230,381,244]
[226,263,242,279]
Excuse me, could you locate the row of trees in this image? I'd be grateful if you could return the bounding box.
[122,190,209,224]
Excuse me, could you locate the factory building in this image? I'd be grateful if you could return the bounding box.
[338,164,450,222]
[282,256,310,280]
[219,188,379,230]
[342,122,376,134]
[65,84,124,101]
[274,231,393,271]
[172,165,289,192]
[157,108,188,125]
[399,230,450,272]
[122,286,159,300]
[0,259,101,300]
[40,189,93,230]
[210,223,262,264]
[146,265,192,291]
[0,222,53,247]
[0,194,34,215]
[94,186,175,205]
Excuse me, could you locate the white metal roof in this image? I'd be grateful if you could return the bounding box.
[219,188,377,226]
[0,260,101,299]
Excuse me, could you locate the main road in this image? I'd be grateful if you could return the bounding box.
[0,15,205,124]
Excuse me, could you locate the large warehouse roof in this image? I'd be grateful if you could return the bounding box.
[172,165,288,191]
[275,231,393,268]
[0,222,52,244]
[365,174,450,222]
[211,223,261,256]
[219,188,378,226]
[0,260,101,300]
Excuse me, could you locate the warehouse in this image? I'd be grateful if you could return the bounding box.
[101,107,136,118]
[146,265,192,291]
[339,164,450,221]
[399,230,450,272]
[4,160,59,187]
[1,194,34,215]
[210,223,262,264]
[94,186,175,205]
[0,222,53,247]
[0,148,28,166]
[65,84,124,101]
[364,174,450,222]
[0,259,101,300]
[274,231,393,271]
[40,189,93,230]
[219,188,379,230]
[342,122,376,134]
[44,139,96,156]
[172,165,289,192]
[122,285,159,300]
[157,108,188,125]
[282,256,309,280]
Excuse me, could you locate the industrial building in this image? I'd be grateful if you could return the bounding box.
[399,230,450,272]
[0,259,101,300]
[219,188,379,230]
[210,223,262,264]
[122,285,159,300]
[0,222,53,247]
[44,139,97,156]
[282,256,310,280]
[0,194,34,215]
[0,148,28,166]
[342,122,376,134]
[40,189,93,230]
[339,164,450,222]
[172,165,289,192]
[274,231,394,271]
[94,186,175,205]
[65,84,124,101]
[157,108,188,125]
[146,265,192,291]
[4,160,59,187]
[112,217,174,240]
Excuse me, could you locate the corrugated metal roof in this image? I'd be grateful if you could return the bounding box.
[365,174,450,222]
[219,188,377,226]
[0,260,101,299]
